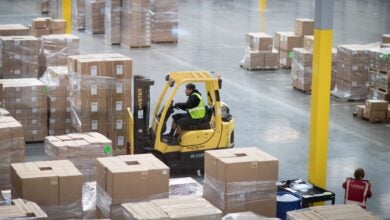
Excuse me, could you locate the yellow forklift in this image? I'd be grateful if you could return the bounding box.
[126,71,234,171]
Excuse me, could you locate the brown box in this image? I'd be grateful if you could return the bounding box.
[0,199,47,219]
[49,19,67,30]
[279,50,292,67]
[279,32,302,52]
[0,24,30,36]
[365,100,388,111]
[264,50,279,69]
[33,28,51,37]
[382,34,390,44]
[85,0,105,34]
[246,32,273,51]
[243,51,264,70]
[32,18,50,29]
[295,18,314,36]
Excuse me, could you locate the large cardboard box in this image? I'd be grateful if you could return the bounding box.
[203,147,278,217]
[0,24,30,36]
[96,154,169,219]
[0,199,47,219]
[72,0,86,30]
[85,0,105,34]
[303,35,314,51]
[122,197,223,220]
[365,100,388,111]
[295,18,314,36]
[10,160,83,219]
[246,32,273,51]
[105,0,122,44]
[382,34,390,44]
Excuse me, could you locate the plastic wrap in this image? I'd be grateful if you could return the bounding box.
[82,181,97,218]
[151,0,178,43]
[121,0,151,48]
[203,176,276,211]
[223,212,279,220]
[40,34,79,69]
[0,36,40,79]
[0,116,24,191]
[0,78,48,142]
[37,0,49,14]
[169,177,203,198]
[105,0,122,45]
[85,0,105,34]
[44,132,112,182]
[72,0,86,30]
[290,48,313,92]
[0,199,48,219]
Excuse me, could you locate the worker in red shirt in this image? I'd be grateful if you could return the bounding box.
[342,168,372,208]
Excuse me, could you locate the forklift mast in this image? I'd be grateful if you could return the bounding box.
[133,75,154,154]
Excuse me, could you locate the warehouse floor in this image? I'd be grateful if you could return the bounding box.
[1,0,390,218]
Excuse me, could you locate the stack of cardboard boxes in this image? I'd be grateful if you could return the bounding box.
[381,34,390,48]
[31,17,66,37]
[72,0,86,30]
[44,132,112,182]
[291,48,313,92]
[10,160,83,219]
[355,100,389,123]
[287,204,379,220]
[203,147,279,217]
[368,46,390,102]
[39,66,71,135]
[151,0,179,43]
[0,78,48,142]
[40,34,79,73]
[121,0,151,48]
[241,33,278,70]
[104,0,122,45]
[0,24,30,36]
[332,45,370,100]
[122,197,223,219]
[0,36,40,79]
[96,154,169,219]
[85,0,105,34]
[0,199,47,219]
[0,116,24,191]
[68,53,132,154]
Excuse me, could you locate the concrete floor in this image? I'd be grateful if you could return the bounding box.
[1,0,390,218]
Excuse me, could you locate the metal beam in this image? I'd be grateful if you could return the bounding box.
[62,0,72,33]
[308,0,334,190]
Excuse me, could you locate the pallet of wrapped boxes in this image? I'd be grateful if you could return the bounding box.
[85,0,105,34]
[287,204,379,220]
[203,147,279,217]
[151,0,179,43]
[367,47,390,101]
[354,100,389,123]
[122,197,222,219]
[0,199,47,219]
[72,0,86,30]
[274,32,302,68]
[10,160,83,219]
[96,154,169,219]
[31,17,66,37]
[105,0,121,45]
[0,24,29,36]
[0,116,24,191]
[0,36,40,79]
[241,32,278,70]
[0,78,48,142]
[44,132,112,182]
[382,34,390,48]
[121,0,152,48]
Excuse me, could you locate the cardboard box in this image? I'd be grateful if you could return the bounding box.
[85,0,105,34]
[32,17,50,29]
[243,51,265,70]
[295,18,314,36]
[382,34,390,44]
[246,32,273,51]
[0,199,47,219]
[0,24,30,36]
[264,50,279,69]
[279,32,302,52]
[279,50,292,67]
[104,0,122,44]
[33,28,51,37]
[365,100,388,111]
[49,19,66,30]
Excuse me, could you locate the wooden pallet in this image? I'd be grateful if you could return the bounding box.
[352,112,386,123]
[105,41,121,46]
[240,64,278,71]
[120,43,151,49]
[25,140,45,144]
[293,86,311,94]
[152,40,178,44]
[330,94,365,102]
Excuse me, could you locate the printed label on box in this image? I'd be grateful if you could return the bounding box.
[50,119,55,124]
[16,109,21,114]
[16,98,21,103]
[31,97,37,102]
[51,108,56,113]
[52,97,57,102]
[32,130,38,135]
[32,108,38,113]
[91,102,98,112]
[352,66,358,71]
[91,85,97,95]
[116,83,123,94]
[15,87,21,92]
[90,66,97,76]
[32,86,37,91]
[15,69,20,75]
[66,118,71,123]
[14,40,20,46]
[32,119,37,124]
[118,136,124,146]
[66,107,71,112]
[116,101,122,111]
[92,120,98,130]
[116,65,123,75]
[49,130,54,135]
[116,120,123,129]
[14,54,20,60]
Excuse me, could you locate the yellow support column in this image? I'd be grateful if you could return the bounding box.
[308,0,333,191]
[259,0,266,12]
[62,0,72,33]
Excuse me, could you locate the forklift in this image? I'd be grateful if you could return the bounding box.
[126,71,234,171]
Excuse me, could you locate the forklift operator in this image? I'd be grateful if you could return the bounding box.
[167,83,206,138]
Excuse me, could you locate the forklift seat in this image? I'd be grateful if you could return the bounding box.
[179,106,213,131]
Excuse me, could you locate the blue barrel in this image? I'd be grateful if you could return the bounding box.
[276,191,302,220]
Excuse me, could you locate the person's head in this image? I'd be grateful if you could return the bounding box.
[185,83,195,96]
[354,168,365,180]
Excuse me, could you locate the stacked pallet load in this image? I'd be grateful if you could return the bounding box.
[274,32,302,68]
[11,160,83,219]
[44,132,112,181]
[203,147,279,217]
[0,116,24,191]
[355,100,389,123]
[0,36,40,79]
[85,0,105,34]
[0,78,48,142]
[96,154,169,219]
[332,45,370,100]
[151,0,178,43]
[72,0,86,30]
[122,197,222,219]
[287,204,379,220]
[104,0,122,45]
[39,66,72,135]
[241,33,278,70]
[0,24,30,36]
[291,48,312,92]
[68,53,132,155]
[368,46,390,102]
[31,17,66,37]
[121,0,151,48]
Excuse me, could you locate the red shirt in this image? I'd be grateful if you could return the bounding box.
[342,178,372,208]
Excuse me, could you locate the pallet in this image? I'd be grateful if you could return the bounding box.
[239,64,278,71]
[105,41,121,46]
[352,112,386,123]
[26,140,44,144]
[293,86,311,94]
[152,40,178,44]
[330,94,365,102]
[120,43,151,49]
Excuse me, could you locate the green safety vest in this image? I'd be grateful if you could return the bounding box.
[188,93,206,119]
